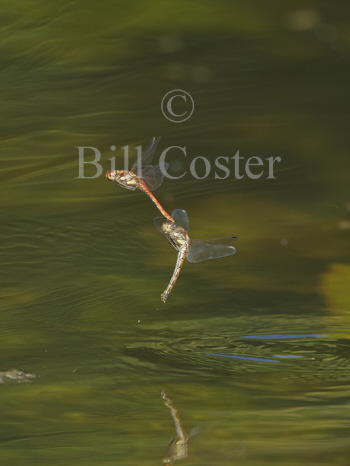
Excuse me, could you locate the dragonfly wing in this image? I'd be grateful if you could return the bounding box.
[140,165,157,190]
[152,163,169,190]
[191,236,237,245]
[187,242,236,263]
[172,209,189,232]
[141,163,169,191]
[154,217,181,252]
[131,136,161,171]
[154,217,167,235]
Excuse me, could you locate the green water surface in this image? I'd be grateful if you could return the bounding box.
[1,1,350,465]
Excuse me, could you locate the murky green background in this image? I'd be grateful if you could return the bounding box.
[1,1,350,465]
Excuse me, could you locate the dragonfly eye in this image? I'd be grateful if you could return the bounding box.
[105,171,116,181]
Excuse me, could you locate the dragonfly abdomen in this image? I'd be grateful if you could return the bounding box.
[161,249,187,303]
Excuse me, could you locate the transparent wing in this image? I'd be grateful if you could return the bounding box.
[187,242,236,263]
[191,236,237,245]
[154,217,180,252]
[141,163,169,191]
[131,136,161,171]
[154,217,167,235]
[172,209,189,232]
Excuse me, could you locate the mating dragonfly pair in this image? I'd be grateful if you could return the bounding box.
[106,137,237,302]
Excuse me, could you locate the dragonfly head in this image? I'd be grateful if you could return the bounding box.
[105,170,118,182]
[161,220,175,234]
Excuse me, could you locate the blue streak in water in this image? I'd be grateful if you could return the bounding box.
[206,353,280,363]
[241,334,328,340]
[273,355,303,358]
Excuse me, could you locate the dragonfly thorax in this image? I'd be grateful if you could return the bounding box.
[105,170,139,190]
[162,221,189,252]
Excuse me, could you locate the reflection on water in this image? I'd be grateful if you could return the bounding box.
[1,0,350,465]
[0,370,36,384]
[161,390,188,465]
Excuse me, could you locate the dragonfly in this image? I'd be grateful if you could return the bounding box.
[106,137,174,221]
[154,209,237,302]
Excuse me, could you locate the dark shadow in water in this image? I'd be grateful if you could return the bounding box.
[206,353,279,363]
